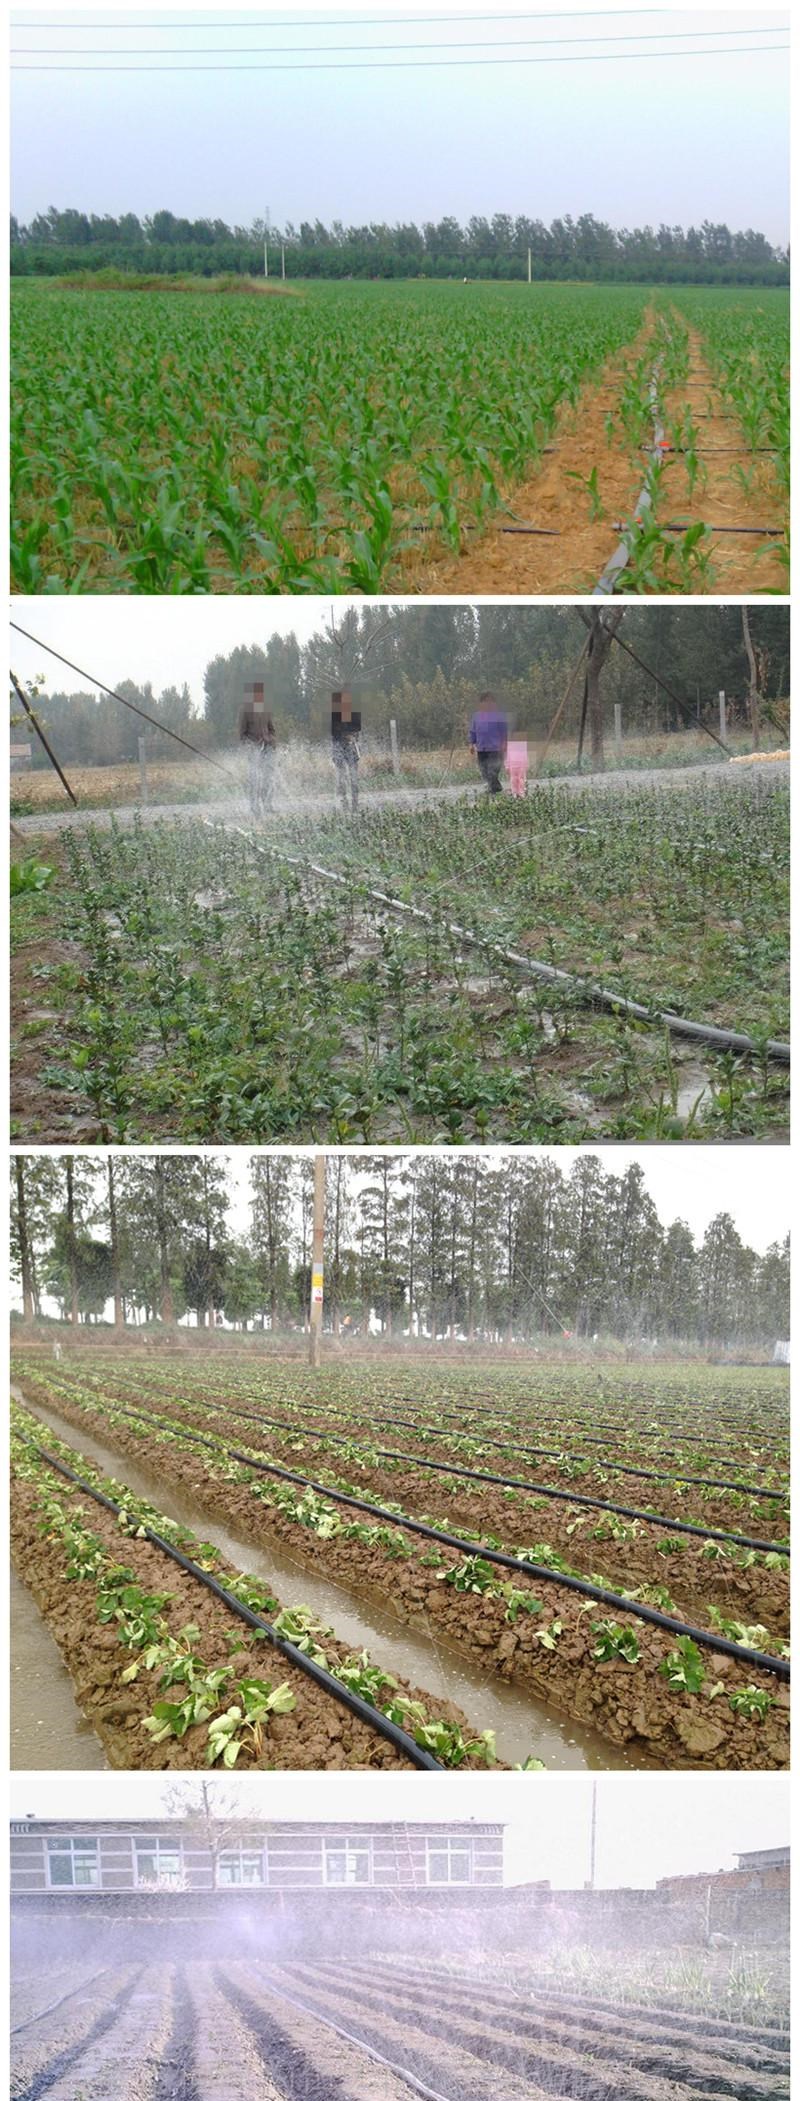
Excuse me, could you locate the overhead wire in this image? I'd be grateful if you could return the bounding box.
[13,24,788,53]
[12,41,788,69]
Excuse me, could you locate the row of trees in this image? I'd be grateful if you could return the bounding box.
[11,1154,789,1348]
[10,209,789,284]
[16,606,788,773]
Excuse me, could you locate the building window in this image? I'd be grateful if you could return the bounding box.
[425,1838,473,1886]
[134,1840,183,1887]
[218,1848,266,1887]
[323,1838,372,1886]
[46,1838,100,1889]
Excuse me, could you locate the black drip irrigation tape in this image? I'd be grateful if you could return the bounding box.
[10,1970,109,2037]
[143,1388,787,1553]
[611,520,783,538]
[71,1396,789,1680]
[369,1413,786,1503]
[237,1973,456,2101]
[224,826,790,1067]
[593,352,665,596]
[57,1368,787,1501]
[15,1433,444,1771]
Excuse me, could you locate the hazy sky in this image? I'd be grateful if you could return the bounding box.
[11,601,326,715]
[9,1773,789,1887]
[10,7,789,244]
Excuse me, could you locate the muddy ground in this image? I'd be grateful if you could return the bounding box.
[12,1380,788,1771]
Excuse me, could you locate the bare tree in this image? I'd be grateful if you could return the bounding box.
[577,608,626,770]
[161,1776,250,1890]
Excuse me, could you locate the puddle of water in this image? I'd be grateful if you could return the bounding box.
[673,1063,710,1121]
[10,1565,108,1771]
[19,1401,643,1771]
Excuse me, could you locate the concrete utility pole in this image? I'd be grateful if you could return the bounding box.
[309,1154,325,1367]
[588,1781,598,1890]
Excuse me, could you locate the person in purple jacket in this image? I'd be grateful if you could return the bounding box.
[469,692,508,795]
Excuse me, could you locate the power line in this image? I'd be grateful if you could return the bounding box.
[10,8,677,26]
[9,624,242,788]
[13,23,788,53]
[12,41,788,70]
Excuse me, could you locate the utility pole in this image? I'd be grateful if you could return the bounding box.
[527,245,532,284]
[264,205,270,280]
[309,1153,325,1367]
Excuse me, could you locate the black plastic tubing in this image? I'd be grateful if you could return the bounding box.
[18,1434,444,1771]
[80,1399,789,1681]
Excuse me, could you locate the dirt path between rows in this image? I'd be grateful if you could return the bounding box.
[656,325,786,592]
[403,308,787,596]
[403,314,655,596]
[11,754,789,836]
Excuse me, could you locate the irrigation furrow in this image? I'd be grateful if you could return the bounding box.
[12,1969,143,2101]
[216,1965,453,2101]
[13,1427,446,1770]
[50,1388,787,1674]
[301,1962,787,2100]
[124,1385,787,1552]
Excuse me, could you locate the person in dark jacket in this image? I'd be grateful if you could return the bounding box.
[239,682,276,816]
[469,692,508,794]
[331,692,360,814]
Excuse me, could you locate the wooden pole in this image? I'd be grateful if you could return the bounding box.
[718,690,728,749]
[531,634,591,778]
[389,719,399,775]
[9,669,78,806]
[309,1154,325,1367]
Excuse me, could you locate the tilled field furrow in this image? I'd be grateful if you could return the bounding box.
[184,1966,276,2101]
[11,1968,109,2036]
[13,1384,789,1771]
[282,1966,775,2101]
[150,1967,200,2101]
[521,1985,791,2053]
[256,1966,543,2101]
[11,1967,143,2101]
[325,1964,789,2077]
[216,1964,434,2101]
[32,1376,793,1644]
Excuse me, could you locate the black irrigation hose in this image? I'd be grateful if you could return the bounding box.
[411,1394,786,1465]
[16,1433,444,1771]
[49,1366,788,1500]
[233,827,790,1065]
[10,1969,109,2036]
[245,1974,457,2101]
[371,1413,788,1502]
[149,1388,787,1552]
[79,1397,789,1680]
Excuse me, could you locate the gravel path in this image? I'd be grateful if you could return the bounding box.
[11,754,789,836]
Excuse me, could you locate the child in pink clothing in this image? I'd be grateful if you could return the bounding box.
[506,738,528,798]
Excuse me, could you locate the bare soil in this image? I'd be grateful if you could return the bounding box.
[13,1377,787,1771]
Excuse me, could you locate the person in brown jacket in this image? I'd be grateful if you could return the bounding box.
[238,682,276,817]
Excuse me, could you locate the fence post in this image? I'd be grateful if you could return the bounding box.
[138,735,149,806]
[389,719,400,775]
[613,705,623,762]
[718,691,728,749]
